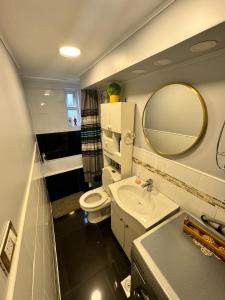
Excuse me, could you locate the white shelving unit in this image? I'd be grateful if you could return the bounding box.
[101,102,135,179]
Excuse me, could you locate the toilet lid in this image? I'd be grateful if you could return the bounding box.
[80,188,108,209]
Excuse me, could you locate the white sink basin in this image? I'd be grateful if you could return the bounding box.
[109,176,179,230]
[117,185,156,214]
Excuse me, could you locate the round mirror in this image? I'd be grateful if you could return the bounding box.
[142,83,207,156]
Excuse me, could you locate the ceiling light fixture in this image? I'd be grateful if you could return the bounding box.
[132,69,145,74]
[59,46,81,58]
[190,40,217,52]
[40,102,45,106]
[44,90,51,96]
[154,58,172,66]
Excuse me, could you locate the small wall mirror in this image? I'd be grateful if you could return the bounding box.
[142,83,208,156]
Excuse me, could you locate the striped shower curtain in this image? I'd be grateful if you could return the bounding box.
[81,89,103,184]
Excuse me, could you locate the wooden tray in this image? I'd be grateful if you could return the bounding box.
[183,216,225,261]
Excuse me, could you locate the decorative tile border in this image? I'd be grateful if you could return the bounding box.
[133,157,225,210]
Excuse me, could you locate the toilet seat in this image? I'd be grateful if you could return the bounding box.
[79,166,120,223]
[79,187,109,210]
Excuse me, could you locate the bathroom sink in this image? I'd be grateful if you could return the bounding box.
[117,185,156,214]
[109,177,179,230]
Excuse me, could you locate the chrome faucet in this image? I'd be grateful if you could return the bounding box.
[141,179,153,192]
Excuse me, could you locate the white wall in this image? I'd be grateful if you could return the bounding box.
[0,39,35,298]
[0,40,59,299]
[124,49,225,179]
[6,146,60,300]
[81,0,225,88]
[23,80,80,134]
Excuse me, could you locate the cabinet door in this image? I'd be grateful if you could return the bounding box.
[124,224,139,260]
[111,201,124,248]
[101,104,110,130]
[109,103,121,133]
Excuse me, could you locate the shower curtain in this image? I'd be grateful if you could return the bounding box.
[81,89,103,184]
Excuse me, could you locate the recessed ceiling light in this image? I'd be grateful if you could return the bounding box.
[190,40,217,52]
[44,90,51,96]
[59,46,81,58]
[154,58,172,66]
[40,102,45,106]
[132,69,145,74]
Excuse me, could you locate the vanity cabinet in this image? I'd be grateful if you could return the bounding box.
[111,200,124,247]
[111,200,144,260]
[124,225,140,260]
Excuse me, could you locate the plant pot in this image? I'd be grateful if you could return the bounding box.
[109,95,120,103]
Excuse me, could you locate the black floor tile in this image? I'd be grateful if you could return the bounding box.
[63,266,127,300]
[54,209,88,239]
[54,209,131,300]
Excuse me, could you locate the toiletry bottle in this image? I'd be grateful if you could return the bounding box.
[135,176,141,184]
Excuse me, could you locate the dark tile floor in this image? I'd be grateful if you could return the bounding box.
[54,209,131,300]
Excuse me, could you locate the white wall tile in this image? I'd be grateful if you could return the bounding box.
[214,208,225,223]
[32,243,45,300]
[131,162,141,177]
[132,146,224,218]
[166,162,201,188]
[12,243,34,300]
[155,155,171,172]
[10,146,60,300]
[174,188,217,218]
[198,174,225,202]
[158,178,177,201]
[133,146,157,167]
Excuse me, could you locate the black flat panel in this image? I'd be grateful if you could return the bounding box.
[45,168,89,201]
[54,210,130,300]
[36,131,81,160]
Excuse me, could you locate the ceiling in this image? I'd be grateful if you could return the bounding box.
[88,21,225,88]
[0,0,171,82]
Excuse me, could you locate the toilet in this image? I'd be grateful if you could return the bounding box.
[79,166,120,223]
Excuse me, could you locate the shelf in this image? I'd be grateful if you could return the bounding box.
[114,152,122,162]
[103,150,121,165]
[101,102,135,179]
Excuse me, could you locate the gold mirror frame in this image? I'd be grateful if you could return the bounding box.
[142,83,208,157]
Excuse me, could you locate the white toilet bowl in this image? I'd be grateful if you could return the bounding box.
[79,187,111,223]
[79,166,120,223]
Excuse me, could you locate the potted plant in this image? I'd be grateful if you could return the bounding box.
[106,82,121,103]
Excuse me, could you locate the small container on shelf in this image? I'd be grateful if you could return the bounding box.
[135,176,141,184]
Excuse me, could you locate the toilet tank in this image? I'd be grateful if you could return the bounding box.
[102,166,121,194]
